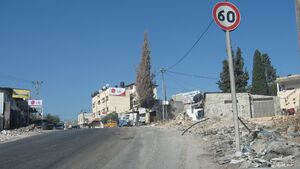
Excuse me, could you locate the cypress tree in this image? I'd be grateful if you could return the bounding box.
[217,60,231,92]
[217,47,249,92]
[136,32,156,108]
[234,48,249,92]
[252,50,268,95]
[261,53,277,96]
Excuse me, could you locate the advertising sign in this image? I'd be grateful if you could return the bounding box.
[12,89,30,99]
[109,88,126,96]
[28,99,43,107]
[182,90,201,104]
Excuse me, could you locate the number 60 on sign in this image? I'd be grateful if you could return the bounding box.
[213,2,241,31]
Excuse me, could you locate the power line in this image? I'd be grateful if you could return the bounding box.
[165,71,200,90]
[166,19,214,70]
[167,70,217,80]
[0,73,32,84]
[164,73,191,92]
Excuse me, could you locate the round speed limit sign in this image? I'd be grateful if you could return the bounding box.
[213,2,241,31]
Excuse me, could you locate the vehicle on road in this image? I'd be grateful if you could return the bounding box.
[31,119,54,130]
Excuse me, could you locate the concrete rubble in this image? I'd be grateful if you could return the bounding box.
[163,113,300,169]
[0,124,52,143]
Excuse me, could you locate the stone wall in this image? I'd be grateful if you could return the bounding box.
[204,93,280,119]
[204,93,251,119]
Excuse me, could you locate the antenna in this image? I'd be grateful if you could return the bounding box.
[32,81,43,99]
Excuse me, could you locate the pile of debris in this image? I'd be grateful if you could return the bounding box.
[166,113,300,168]
[163,112,194,130]
[0,124,48,143]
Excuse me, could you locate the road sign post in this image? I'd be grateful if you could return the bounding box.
[213,1,241,155]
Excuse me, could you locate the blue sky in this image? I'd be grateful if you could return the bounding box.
[0,0,299,120]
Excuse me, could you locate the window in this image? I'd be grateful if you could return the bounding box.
[106,96,108,101]
[106,107,109,112]
[98,100,100,105]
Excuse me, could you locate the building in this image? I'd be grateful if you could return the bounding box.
[276,74,300,113]
[171,90,202,120]
[91,82,157,120]
[0,88,31,130]
[78,112,93,128]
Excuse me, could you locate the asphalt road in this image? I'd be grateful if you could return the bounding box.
[0,127,218,169]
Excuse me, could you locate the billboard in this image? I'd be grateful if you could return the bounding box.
[182,90,201,104]
[28,99,43,108]
[109,88,126,96]
[12,89,30,99]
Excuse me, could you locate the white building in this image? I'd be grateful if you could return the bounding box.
[91,82,157,120]
[276,74,300,113]
[78,112,93,128]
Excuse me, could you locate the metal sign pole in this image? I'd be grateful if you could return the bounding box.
[160,68,165,121]
[225,30,241,154]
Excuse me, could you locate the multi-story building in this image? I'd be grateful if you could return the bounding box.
[91,82,157,119]
[276,74,300,113]
[78,112,93,128]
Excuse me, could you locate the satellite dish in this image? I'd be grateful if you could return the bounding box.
[193,93,203,103]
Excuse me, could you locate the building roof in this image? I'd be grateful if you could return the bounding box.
[275,74,300,83]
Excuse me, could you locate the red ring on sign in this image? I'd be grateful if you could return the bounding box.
[213,2,241,31]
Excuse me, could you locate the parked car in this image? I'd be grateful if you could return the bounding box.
[54,122,64,130]
[118,119,129,127]
[31,119,54,130]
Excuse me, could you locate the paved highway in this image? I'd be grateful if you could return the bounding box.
[0,127,218,169]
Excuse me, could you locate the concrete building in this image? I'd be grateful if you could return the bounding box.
[171,90,202,121]
[203,93,280,119]
[0,88,31,130]
[276,74,300,113]
[78,112,93,128]
[91,82,157,120]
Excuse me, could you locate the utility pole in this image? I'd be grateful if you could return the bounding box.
[32,81,43,99]
[32,81,43,119]
[160,68,166,121]
[226,30,241,154]
[296,0,300,51]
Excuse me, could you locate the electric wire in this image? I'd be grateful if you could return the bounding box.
[0,73,32,84]
[166,19,214,71]
[165,71,200,91]
[167,70,217,80]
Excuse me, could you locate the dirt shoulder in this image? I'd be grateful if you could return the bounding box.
[156,114,300,169]
[0,124,54,144]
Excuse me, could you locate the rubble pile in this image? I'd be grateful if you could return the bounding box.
[272,115,300,138]
[0,124,46,143]
[166,113,300,168]
[163,112,194,130]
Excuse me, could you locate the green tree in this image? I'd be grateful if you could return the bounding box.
[217,47,249,92]
[45,113,60,124]
[261,53,277,96]
[252,50,268,95]
[217,60,231,92]
[136,32,156,108]
[234,48,249,92]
